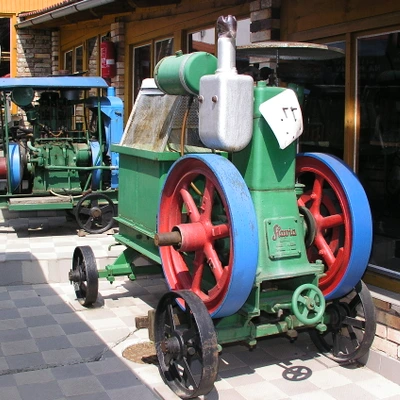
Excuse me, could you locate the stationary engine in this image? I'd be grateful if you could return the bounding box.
[0,76,123,233]
[0,76,122,194]
[69,15,377,399]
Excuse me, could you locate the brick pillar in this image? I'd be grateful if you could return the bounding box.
[110,20,125,99]
[16,28,52,77]
[51,30,60,75]
[250,0,281,43]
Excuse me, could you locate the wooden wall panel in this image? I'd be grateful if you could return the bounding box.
[1,1,59,15]
[281,0,400,41]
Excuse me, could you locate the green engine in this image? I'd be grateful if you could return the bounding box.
[0,76,123,196]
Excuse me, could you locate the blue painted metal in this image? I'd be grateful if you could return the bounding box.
[90,141,101,190]
[8,143,21,193]
[90,87,123,189]
[159,153,259,318]
[0,76,109,90]
[299,152,373,300]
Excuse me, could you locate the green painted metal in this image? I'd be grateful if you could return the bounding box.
[114,146,179,247]
[232,82,323,283]
[30,144,86,193]
[101,145,179,277]
[98,247,162,282]
[154,51,217,95]
[9,202,74,211]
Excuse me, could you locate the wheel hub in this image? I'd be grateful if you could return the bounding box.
[90,206,102,219]
[299,206,317,248]
[325,302,350,330]
[305,297,315,310]
[161,334,185,359]
[173,223,208,252]
[68,268,83,282]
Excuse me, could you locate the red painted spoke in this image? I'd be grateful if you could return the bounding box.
[297,195,309,207]
[180,187,200,222]
[314,232,336,266]
[200,177,215,221]
[175,262,194,288]
[309,175,324,215]
[204,243,224,281]
[210,223,230,240]
[191,251,205,296]
[321,213,344,229]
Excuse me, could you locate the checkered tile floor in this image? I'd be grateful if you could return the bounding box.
[0,215,121,285]
[0,217,399,399]
[0,278,399,400]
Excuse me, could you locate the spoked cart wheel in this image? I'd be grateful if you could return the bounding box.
[309,280,376,363]
[75,192,116,234]
[68,246,99,306]
[296,153,373,300]
[156,154,259,318]
[155,290,219,399]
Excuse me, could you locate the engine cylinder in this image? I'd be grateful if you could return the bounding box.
[154,51,217,96]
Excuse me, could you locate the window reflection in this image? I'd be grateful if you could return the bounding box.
[358,32,400,275]
[155,38,174,65]
[64,50,73,74]
[298,41,346,159]
[133,44,151,100]
[188,27,215,54]
[87,37,98,76]
[75,46,83,73]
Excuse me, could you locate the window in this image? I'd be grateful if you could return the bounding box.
[87,37,98,76]
[64,50,73,74]
[155,38,174,65]
[75,45,84,74]
[187,18,251,73]
[357,31,400,278]
[0,18,10,78]
[133,44,151,100]
[63,46,83,74]
[63,37,101,76]
[188,27,215,54]
[299,41,346,159]
[132,37,174,101]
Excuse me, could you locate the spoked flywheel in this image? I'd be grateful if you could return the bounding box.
[69,246,99,306]
[155,290,219,399]
[296,153,372,300]
[75,192,116,234]
[309,280,376,363]
[156,154,259,318]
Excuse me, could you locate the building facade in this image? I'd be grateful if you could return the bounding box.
[0,1,62,78]
[10,0,400,379]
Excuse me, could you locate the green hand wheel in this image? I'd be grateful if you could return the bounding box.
[292,283,326,325]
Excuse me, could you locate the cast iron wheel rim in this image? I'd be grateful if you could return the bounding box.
[309,280,376,363]
[296,152,372,300]
[155,290,219,399]
[158,154,259,318]
[70,246,98,306]
[75,192,115,234]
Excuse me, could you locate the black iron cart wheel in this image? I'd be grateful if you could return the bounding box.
[309,280,376,363]
[75,192,116,234]
[154,290,219,399]
[69,246,99,307]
